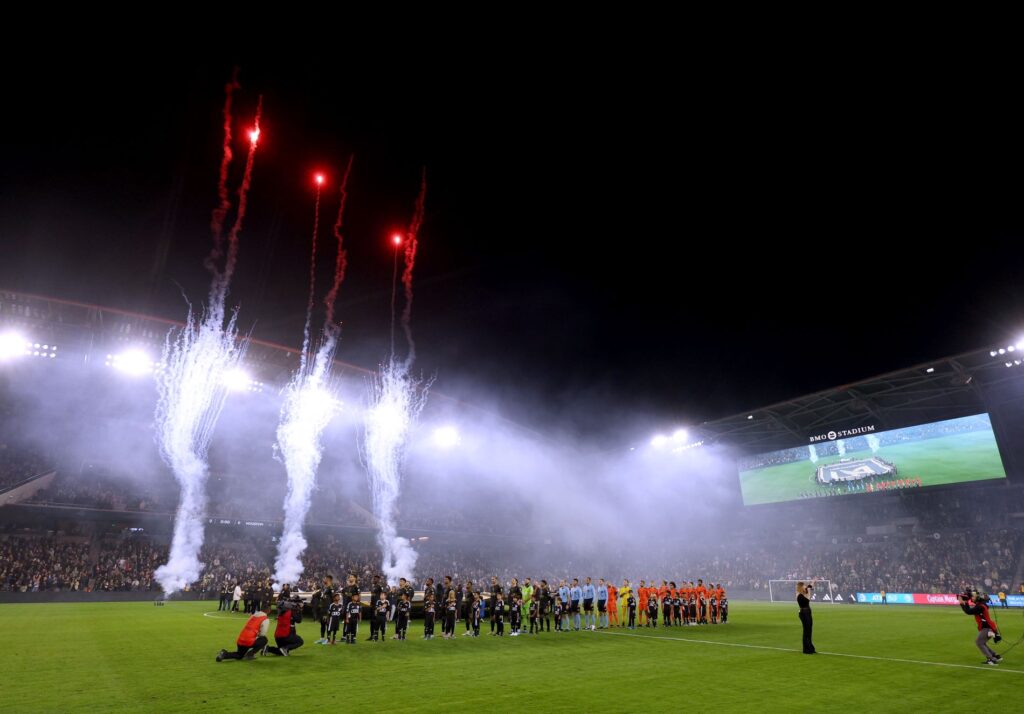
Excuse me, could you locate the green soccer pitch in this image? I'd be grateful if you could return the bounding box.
[4,600,1021,712]
[739,430,1007,505]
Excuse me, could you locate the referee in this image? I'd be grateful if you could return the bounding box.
[796,581,816,654]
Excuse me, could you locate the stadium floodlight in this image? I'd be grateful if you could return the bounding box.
[990,350,998,357]
[650,434,668,448]
[926,367,935,373]
[432,425,461,449]
[747,415,754,420]
[0,331,30,361]
[1009,345,1017,353]
[108,348,156,376]
[998,348,1006,355]
[1017,337,1024,349]
[672,428,688,444]
[223,367,252,392]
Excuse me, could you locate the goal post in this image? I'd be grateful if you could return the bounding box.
[768,579,835,604]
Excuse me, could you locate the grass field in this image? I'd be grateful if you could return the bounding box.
[740,430,1007,505]
[5,600,1023,712]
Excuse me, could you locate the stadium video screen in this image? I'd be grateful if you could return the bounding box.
[737,413,1007,506]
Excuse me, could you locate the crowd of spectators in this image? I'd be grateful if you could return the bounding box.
[2,522,1021,597]
[0,445,49,491]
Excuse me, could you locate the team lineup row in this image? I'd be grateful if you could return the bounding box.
[218,575,730,659]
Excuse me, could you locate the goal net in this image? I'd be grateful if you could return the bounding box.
[768,579,835,604]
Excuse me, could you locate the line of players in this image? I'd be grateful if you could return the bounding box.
[314,575,728,644]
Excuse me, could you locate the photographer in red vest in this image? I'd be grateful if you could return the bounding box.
[959,588,1002,665]
[217,606,271,661]
[266,595,305,656]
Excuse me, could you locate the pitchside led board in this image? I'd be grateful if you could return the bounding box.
[737,413,1008,506]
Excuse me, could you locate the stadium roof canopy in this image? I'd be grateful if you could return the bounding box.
[3,289,1021,454]
[694,339,1024,454]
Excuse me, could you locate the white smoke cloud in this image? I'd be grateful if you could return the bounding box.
[273,336,341,587]
[154,307,244,595]
[866,434,880,453]
[362,358,429,584]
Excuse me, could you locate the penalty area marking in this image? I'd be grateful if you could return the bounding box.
[203,611,244,619]
[590,629,1024,675]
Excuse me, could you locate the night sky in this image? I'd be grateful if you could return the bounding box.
[2,53,1022,436]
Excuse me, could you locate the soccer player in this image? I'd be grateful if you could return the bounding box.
[663,582,674,627]
[627,593,637,629]
[342,573,360,607]
[539,580,552,632]
[490,576,504,634]
[582,577,596,630]
[637,580,648,626]
[325,593,343,645]
[522,578,534,624]
[696,579,708,624]
[672,585,682,627]
[396,593,411,640]
[509,578,523,609]
[570,578,583,630]
[463,580,475,635]
[217,606,270,661]
[344,593,362,644]
[607,581,618,627]
[618,579,632,628]
[596,578,608,629]
[315,575,336,644]
[558,580,571,631]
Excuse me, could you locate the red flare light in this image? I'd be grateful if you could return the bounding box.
[392,233,403,246]
[249,127,260,144]
[315,173,325,186]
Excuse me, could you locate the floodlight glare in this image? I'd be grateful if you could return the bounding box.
[432,425,461,449]
[0,332,29,361]
[111,349,156,376]
[223,368,252,392]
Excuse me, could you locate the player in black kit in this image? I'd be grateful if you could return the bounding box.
[395,594,411,640]
[423,593,436,639]
[371,594,389,642]
[343,593,361,645]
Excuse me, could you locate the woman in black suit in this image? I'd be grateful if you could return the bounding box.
[797,581,816,654]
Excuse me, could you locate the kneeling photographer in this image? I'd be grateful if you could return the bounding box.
[266,593,305,657]
[959,588,1002,665]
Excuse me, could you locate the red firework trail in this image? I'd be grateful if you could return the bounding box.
[213,95,262,307]
[300,171,323,369]
[324,155,354,331]
[207,67,240,270]
[400,168,427,366]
